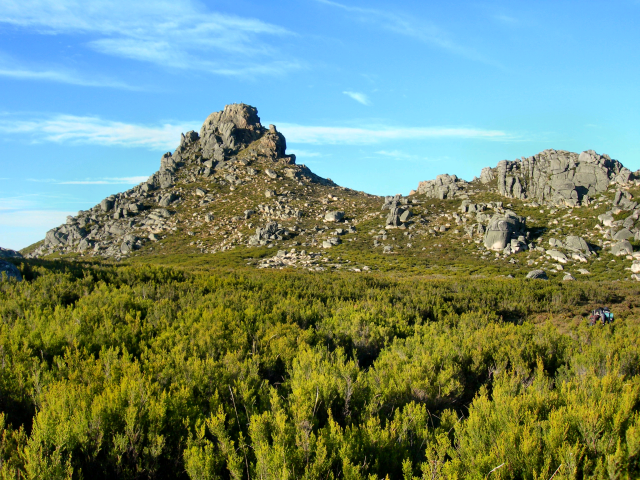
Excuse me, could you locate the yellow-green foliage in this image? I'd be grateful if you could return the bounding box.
[0,262,639,479]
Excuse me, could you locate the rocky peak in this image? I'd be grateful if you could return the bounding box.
[199,103,266,160]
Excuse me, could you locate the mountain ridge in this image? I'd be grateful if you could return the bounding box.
[21,103,640,282]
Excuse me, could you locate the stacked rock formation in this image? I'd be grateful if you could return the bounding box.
[487,149,632,207]
[416,174,468,199]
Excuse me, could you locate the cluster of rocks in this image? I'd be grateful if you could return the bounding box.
[382,195,414,227]
[544,236,592,263]
[248,221,291,246]
[416,174,468,199]
[257,249,327,270]
[257,200,302,221]
[256,249,367,272]
[595,191,640,257]
[488,149,632,207]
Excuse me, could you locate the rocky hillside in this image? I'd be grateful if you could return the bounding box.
[24,103,640,281]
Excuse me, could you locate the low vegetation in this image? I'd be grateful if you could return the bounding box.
[1,259,639,479]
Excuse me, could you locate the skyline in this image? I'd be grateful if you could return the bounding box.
[1,0,639,249]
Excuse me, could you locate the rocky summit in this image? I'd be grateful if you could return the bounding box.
[22,103,640,281]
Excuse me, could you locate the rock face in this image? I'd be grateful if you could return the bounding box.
[490,149,631,206]
[483,212,526,251]
[0,260,22,281]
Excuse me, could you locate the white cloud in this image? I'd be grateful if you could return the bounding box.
[0,62,137,89]
[277,123,513,145]
[0,0,300,76]
[0,114,199,150]
[315,0,500,67]
[343,91,371,106]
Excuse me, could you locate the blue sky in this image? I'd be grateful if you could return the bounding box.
[1,0,639,249]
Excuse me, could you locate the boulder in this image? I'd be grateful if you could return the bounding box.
[0,260,22,281]
[480,167,494,184]
[564,235,590,254]
[158,193,178,207]
[100,198,115,212]
[598,213,615,227]
[546,250,568,264]
[325,211,345,222]
[563,273,576,281]
[399,210,412,223]
[613,228,634,241]
[526,269,548,280]
[483,212,526,251]
[611,240,633,256]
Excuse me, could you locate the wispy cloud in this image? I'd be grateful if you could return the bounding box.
[0,0,300,76]
[343,91,371,105]
[315,0,500,67]
[278,123,514,145]
[0,50,138,88]
[0,114,199,150]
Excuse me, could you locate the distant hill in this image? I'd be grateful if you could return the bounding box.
[22,103,640,281]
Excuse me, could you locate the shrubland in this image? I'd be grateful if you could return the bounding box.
[0,259,639,479]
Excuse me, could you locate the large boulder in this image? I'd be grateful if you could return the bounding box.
[325,211,345,222]
[526,269,548,280]
[0,260,21,281]
[613,228,634,241]
[546,250,568,264]
[483,212,526,251]
[564,235,590,254]
[611,240,633,256]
